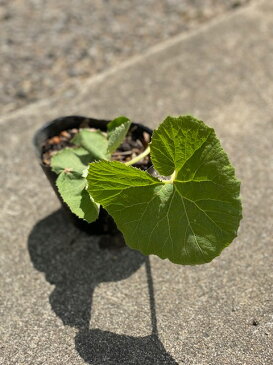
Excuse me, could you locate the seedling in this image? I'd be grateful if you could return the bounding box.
[51,115,242,265]
[51,116,134,222]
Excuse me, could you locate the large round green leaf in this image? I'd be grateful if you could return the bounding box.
[87,116,242,265]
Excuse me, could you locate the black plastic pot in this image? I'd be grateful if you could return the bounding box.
[33,115,152,236]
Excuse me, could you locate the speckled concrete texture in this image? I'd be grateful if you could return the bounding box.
[0,0,272,364]
[1,0,252,113]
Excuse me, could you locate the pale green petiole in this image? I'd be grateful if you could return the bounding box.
[162,169,177,184]
[125,146,151,166]
[82,167,89,178]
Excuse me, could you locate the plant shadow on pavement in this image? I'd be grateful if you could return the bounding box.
[28,209,177,364]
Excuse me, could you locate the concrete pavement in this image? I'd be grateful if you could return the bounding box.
[0,0,272,363]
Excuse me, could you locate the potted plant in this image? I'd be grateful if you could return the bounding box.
[34,115,242,265]
[33,115,152,237]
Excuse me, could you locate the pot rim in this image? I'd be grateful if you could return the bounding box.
[33,115,152,162]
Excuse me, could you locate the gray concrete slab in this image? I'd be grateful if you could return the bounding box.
[1,0,253,113]
[0,0,272,364]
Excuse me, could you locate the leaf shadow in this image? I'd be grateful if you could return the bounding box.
[28,209,177,364]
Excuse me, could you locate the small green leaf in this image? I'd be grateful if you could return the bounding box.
[87,116,242,265]
[72,129,109,160]
[51,147,90,175]
[51,147,100,222]
[107,116,131,154]
[56,171,99,223]
[107,116,130,132]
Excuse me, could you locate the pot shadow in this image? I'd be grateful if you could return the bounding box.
[28,210,177,364]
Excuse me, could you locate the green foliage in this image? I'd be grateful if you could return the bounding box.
[107,116,131,154]
[87,116,242,265]
[51,147,99,223]
[71,129,110,160]
[150,115,210,176]
[50,118,131,222]
[51,147,91,175]
[50,115,242,265]
[56,170,99,222]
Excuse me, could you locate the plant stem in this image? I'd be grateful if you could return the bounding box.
[125,146,150,166]
[162,169,177,184]
[145,257,158,336]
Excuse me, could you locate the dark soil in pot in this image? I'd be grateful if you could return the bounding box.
[33,116,152,248]
[42,126,151,167]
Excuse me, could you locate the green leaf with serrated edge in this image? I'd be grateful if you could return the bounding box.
[107,116,131,154]
[51,147,91,175]
[51,147,100,222]
[107,116,130,132]
[150,115,211,176]
[56,171,99,223]
[87,116,242,265]
[72,129,109,160]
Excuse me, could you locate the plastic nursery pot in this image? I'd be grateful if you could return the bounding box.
[33,115,153,236]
